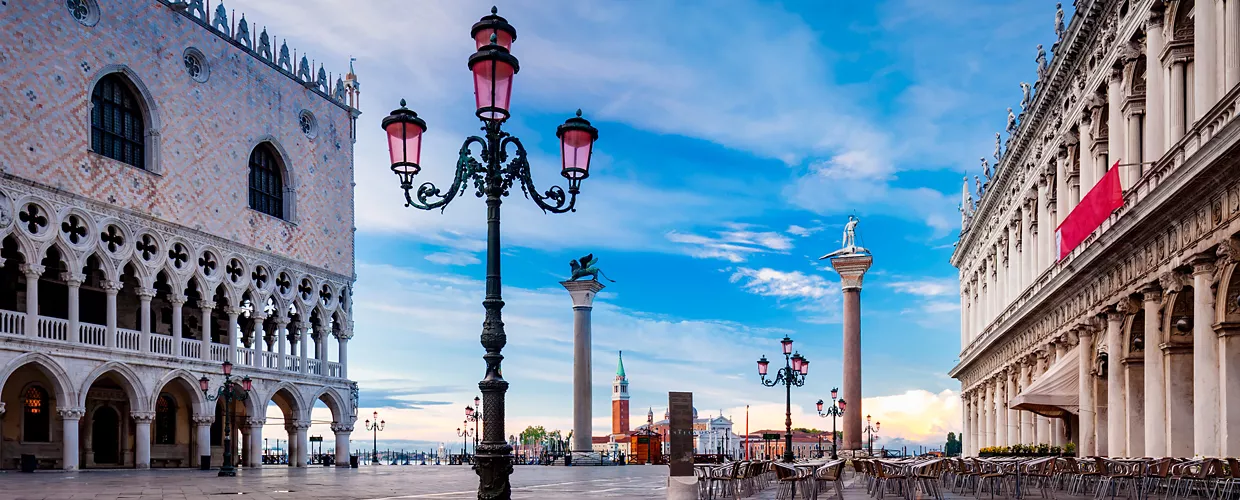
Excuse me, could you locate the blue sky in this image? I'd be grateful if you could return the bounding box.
[231,0,1066,450]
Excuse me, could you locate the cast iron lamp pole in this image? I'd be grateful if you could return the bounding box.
[815,387,846,460]
[365,411,385,465]
[458,424,476,463]
[756,336,810,463]
[381,8,598,499]
[864,415,881,456]
[198,361,252,477]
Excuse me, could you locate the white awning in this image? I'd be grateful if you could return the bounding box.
[1007,344,1079,418]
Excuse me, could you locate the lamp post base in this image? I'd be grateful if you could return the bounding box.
[217,466,236,477]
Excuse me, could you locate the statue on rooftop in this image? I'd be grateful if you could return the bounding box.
[1036,44,1049,80]
[1055,3,1066,40]
[1006,107,1018,134]
[981,157,992,179]
[1020,82,1033,111]
[994,133,1003,162]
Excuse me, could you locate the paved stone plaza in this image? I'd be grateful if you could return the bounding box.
[0,465,672,500]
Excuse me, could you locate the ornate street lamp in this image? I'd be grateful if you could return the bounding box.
[199,361,251,477]
[458,423,476,464]
[757,336,809,464]
[466,395,482,457]
[365,411,385,465]
[815,387,846,459]
[381,8,598,498]
[864,414,881,456]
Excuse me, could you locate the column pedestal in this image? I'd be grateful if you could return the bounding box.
[829,254,872,451]
[561,279,605,453]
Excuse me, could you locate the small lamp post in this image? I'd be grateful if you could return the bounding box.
[466,396,482,457]
[199,361,251,477]
[757,336,809,463]
[815,387,846,459]
[457,424,476,464]
[381,7,598,498]
[864,414,881,456]
[365,411,385,465]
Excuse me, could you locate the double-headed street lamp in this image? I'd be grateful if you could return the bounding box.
[815,387,846,459]
[864,414,881,456]
[365,411,385,465]
[458,423,476,462]
[756,336,809,463]
[466,396,482,457]
[381,8,598,498]
[199,361,251,477]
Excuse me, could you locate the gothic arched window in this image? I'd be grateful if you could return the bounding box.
[248,144,285,219]
[91,73,146,169]
[155,394,176,445]
[23,385,50,442]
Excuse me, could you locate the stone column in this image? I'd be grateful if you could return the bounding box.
[995,371,1007,447]
[1142,285,1167,456]
[170,294,185,356]
[1008,222,1020,297]
[979,384,990,449]
[1006,367,1019,446]
[1035,351,1051,444]
[60,407,84,470]
[1126,112,1143,186]
[1052,340,1068,446]
[1078,327,1097,456]
[1147,12,1168,158]
[297,323,309,375]
[972,391,981,454]
[247,418,265,467]
[295,422,311,467]
[1170,60,1188,142]
[961,286,970,347]
[1020,359,1033,444]
[1197,0,1220,119]
[133,411,154,469]
[1037,178,1051,270]
[1105,307,1127,456]
[561,279,605,453]
[239,425,251,467]
[332,423,353,467]
[1221,317,1240,456]
[829,253,873,450]
[336,330,351,378]
[1192,256,1220,457]
[275,318,288,372]
[1021,201,1034,286]
[962,395,971,456]
[1080,114,1096,195]
[64,272,84,343]
[20,264,43,336]
[252,315,266,369]
[1108,69,1125,182]
[225,308,241,364]
[194,415,213,468]
[138,287,154,353]
[199,301,214,361]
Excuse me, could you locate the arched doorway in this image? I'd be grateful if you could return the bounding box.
[92,406,120,465]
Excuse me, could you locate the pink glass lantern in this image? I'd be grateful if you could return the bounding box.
[757,356,770,376]
[781,336,793,355]
[838,399,846,412]
[471,7,516,50]
[199,375,209,392]
[241,376,253,391]
[468,36,520,121]
[831,387,839,400]
[800,357,810,375]
[466,406,475,418]
[382,100,428,187]
[222,361,233,376]
[791,353,803,372]
[556,110,598,186]
[816,399,824,412]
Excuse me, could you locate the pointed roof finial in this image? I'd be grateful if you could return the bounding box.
[491,6,498,14]
[617,350,626,378]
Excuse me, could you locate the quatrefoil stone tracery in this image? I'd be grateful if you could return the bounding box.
[252,267,269,289]
[19,204,48,235]
[169,243,190,270]
[276,273,292,296]
[60,215,88,244]
[100,225,124,253]
[226,259,244,283]
[136,234,159,261]
[199,253,217,276]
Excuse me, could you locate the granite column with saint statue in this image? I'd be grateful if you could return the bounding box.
[822,216,873,452]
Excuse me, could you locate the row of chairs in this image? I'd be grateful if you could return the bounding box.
[771,460,848,500]
[852,458,947,500]
[697,461,774,499]
[941,456,1240,500]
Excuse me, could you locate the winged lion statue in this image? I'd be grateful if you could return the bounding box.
[568,253,615,282]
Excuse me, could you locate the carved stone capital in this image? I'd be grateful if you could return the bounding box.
[167,293,188,306]
[829,254,873,291]
[58,407,86,420]
[1190,252,1217,277]
[131,411,156,423]
[1142,282,1163,302]
[136,287,157,300]
[19,263,45,277]
[334,329,353,341]
[331,422,355,433]
[198,300,216,311]
[246,417,267,427]
[224,307,246,317]
[1159,271,1187,294]
[61,271,86,286]
[192,415,215,425]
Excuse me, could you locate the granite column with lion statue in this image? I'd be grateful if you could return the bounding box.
[562,254,614,454]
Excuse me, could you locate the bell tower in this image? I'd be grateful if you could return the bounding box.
[611,351,629,436]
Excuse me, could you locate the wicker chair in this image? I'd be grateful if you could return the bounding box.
[814,461,847,500]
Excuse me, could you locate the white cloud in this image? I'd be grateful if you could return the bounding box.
[787,223,825,238]
[668,223,795,263]
[424,251,481,266]
[729,267,838,321]
[887,278,958,297]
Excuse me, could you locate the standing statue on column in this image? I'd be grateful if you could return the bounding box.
[994,133,1003,162]
[1055,3,1066,41]
[981,157,992,180]
[1006,107,1018,134]
[1020,82,1033,112]
[975,175,984,197]
[821,215,869,258]
[1036,44,1049,80]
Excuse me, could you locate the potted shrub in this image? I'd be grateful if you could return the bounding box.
[1064,442,1077,456]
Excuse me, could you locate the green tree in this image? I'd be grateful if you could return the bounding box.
[945,432,962,456]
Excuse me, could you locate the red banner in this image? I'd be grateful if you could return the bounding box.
[1056,161,1123,260]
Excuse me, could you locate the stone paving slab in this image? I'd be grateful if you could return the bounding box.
[0,465,669,500]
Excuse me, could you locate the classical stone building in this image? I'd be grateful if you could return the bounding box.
[953,0,1240,458]
[0,0,359,469]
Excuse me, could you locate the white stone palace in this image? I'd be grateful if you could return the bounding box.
[953,0,1240,459]
[0,0,359,469]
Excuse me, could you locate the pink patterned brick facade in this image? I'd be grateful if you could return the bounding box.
[0,0,356,277]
